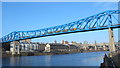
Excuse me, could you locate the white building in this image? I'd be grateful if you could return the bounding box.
[10,42,39,53]
[45,44,50,52]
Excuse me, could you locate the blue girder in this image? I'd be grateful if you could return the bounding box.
[1,10,120,43]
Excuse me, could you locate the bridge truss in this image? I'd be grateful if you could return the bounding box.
[1,10,120,43]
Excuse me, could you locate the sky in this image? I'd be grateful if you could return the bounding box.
[2,2,119,43]
[2,0,120,2]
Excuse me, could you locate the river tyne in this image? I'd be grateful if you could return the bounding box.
[1,51,109,67]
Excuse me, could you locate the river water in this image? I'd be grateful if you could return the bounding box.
[2,51,109,66]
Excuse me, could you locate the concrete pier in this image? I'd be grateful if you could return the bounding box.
[94,41,97,50]
[30,44,33,51]
[17,45,20,54]
[103,43,106,51]
[108,28,116,52]
[10,41,20,55]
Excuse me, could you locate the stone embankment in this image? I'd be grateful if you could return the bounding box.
[100,51,120,68]
[2,50,106,57]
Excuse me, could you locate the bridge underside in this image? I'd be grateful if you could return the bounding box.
[1,25,120,43]
[1,42,10,51]
[18,25,120,40]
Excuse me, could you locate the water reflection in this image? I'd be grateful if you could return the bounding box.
[0,58,2,67]
[45,55,51,66]
[2,51,109,66]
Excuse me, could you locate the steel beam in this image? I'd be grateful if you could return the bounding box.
[0,10,120,43]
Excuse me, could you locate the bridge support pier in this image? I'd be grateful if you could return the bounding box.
[103,45,106,51]
[83,46,87,51]
[17,44,20,55]
[10,41,15,55]
[21,44,24,51]
[94,41,97,51]
[108,28,116,52]
[10,41,20,55]
[30,44,32,51]
[103,43,106,51]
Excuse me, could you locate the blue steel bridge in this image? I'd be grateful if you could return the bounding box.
[0,10,120,44]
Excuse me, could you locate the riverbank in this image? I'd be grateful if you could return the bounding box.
[2,50,106,57]
[100,50,120,68]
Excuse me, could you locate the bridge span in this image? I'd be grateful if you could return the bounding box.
[0,10,120,55]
